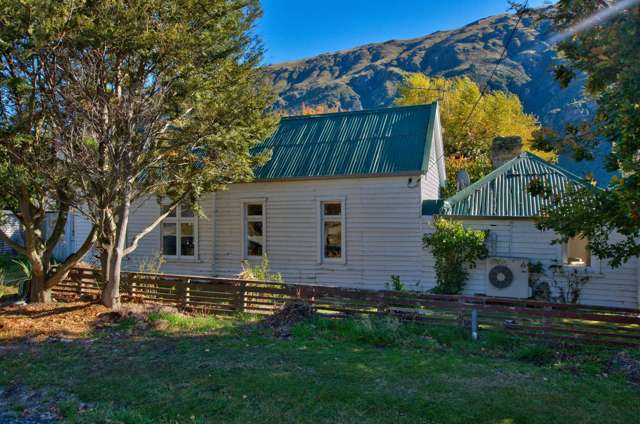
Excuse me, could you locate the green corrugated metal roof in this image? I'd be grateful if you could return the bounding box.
[440,152,588,218]
[252,103,438,180]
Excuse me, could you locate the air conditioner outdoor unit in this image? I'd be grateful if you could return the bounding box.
[485,257,529,298]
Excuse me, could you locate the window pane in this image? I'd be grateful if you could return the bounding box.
[181,223,195,256]
[566,236,591,266]
[181,206,195,218]
[162,223,177,256]
[162,205,177,217]
[247,204,263,216]
[324,221,342,258]
[248,221,262,237]
[247,221,263,257]
[323,202,341,216]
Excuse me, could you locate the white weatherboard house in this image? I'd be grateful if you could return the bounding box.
[122,104,640,309]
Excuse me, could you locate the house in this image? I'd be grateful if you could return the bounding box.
[123,104,640,309]
[0,209,94,260]
[125,103,446,290]
[427,141,640,309]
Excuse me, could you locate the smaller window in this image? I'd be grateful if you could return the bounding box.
[244,202,265,259]
[564,236,591,267]
[320,200,345,263]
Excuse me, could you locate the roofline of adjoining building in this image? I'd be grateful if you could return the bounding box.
[278,102,438,121]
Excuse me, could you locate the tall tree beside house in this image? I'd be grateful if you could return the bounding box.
[0,1,97,303]
[527,1,640,267]
[394,74,551,195]
[47,0,275,308]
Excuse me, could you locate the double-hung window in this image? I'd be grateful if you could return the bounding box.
[161,204,196,259]
[243,201,265,259]
[319,200,345,263]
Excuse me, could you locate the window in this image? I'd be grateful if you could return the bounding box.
[161,204,196,258]
[243,201,265,259]
[319,200,345,263]
[563,236,591,267]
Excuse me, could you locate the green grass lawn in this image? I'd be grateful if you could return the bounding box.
[1,312,638,423]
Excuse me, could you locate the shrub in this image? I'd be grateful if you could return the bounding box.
[240,255,283,283]
[387,275,405,291]
[423,218,488,294]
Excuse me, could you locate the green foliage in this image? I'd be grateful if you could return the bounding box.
[240,255,283,283]
[387,275,405,291]
[423,218,488,294]
[529,2,640,265]
[137,253,166,274]
[395,74,551,196]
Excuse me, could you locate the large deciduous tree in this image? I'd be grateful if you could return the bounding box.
[529,1,640,267]
[50,0,275,308]
[0,1,97,303]
[394,74,550,196]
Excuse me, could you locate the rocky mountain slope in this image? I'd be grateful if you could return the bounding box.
[265,12,593,131]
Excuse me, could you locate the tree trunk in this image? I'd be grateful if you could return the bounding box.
[28,262,52,303]
[101,192,130,310]
[100,244,121,309]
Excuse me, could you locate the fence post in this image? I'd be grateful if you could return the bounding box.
[471,308,478,341]
[176,281,187,310]
[542,305,552,340]
[457,297,465,327]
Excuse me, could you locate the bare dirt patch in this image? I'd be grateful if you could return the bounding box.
[0,301,109,343]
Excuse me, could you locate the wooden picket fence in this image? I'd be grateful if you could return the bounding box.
[53,267,640,347]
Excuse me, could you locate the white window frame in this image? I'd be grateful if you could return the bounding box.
[160,203,198,260]
[561,236,600,273]
[242,199,266,260]
[317,198,346,264]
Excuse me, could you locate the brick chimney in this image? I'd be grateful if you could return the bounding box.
[491,136,522,169]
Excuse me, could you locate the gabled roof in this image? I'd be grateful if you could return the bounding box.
[252,103,439,180]
[439,152,588,218]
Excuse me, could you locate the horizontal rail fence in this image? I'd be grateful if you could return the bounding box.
[54,267,640,346]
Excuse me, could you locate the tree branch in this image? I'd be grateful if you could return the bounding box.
[0,226,26,255]
[122,195,186,257]
[45,225,97,289]
[44,201,71,262]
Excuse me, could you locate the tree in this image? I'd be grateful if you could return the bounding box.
[0,1,97,303]
[528,1,640,267]
[48,0,275,308]
[395,74,551,196]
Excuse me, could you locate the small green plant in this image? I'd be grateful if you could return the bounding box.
[138,253,166,273]
[423,218,488,294]
[240,255,283,283]
[550,267,590,304]
[387,275,405,291]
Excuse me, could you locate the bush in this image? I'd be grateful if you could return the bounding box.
[423,218,488,294]
[240,255,283,283]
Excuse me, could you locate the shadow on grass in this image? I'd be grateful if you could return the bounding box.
[1,303,639,423]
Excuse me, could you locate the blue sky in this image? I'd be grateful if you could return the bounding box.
[257,0,552,64]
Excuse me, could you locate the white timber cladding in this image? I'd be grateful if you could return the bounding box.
[124,193,215,275]
[420,138,440,201]
[214,176,423,289]
[421,217,640,309]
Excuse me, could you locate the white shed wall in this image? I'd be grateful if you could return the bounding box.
[421,217,640,309]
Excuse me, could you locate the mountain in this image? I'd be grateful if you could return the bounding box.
[264,12,593,131]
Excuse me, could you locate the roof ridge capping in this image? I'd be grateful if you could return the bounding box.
[279,102,437,120]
